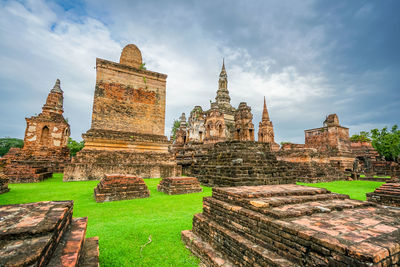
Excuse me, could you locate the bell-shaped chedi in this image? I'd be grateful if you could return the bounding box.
[63,44,180,181]
[2,79,71,183]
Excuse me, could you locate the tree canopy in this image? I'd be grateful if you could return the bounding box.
[170,120,180,141]
[67,138,84,157]
[350,131,371,142]
[0,138,24,156]
[370,125,400,162]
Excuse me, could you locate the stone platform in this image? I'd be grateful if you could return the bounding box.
[157,177,202,195]
[64,149,180,181]
[367,183,400,207]
[0,201,99,266]
[182,184,400,266]
[94,174,150,202]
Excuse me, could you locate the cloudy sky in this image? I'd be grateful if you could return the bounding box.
[0,0,399,143]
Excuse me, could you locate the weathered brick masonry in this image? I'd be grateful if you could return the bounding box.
[0,201,99,266]
[182,184,400,266]
[94,174,150,202]
[176,141,347,186]
[2,79,70,183]
[64,44,180,181]
[157,176,202,195]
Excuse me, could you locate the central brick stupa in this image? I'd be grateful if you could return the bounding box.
[64,44,180,181]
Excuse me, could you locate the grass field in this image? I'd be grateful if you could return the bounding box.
[0,174,210,266]
[297,180,385,200]
[0,175,385,266]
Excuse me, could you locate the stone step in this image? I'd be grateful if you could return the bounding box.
[47,217,88,267]
[79,237,100,267]
[266,199,372,219]
[190,214,297,267]
[0,201,73,266]
[182,230,233,267]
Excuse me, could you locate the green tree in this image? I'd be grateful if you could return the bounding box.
[0,138,24,156]
[171,119,180,141]
[67,138,85,157]
[370,125,400,161]
[350,131,371,142]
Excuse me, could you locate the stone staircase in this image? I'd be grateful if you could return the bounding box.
[367,183,400,207]
[0,201,99,266]
[183,184,400,266]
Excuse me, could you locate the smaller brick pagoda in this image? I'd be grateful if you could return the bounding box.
[157,176,202,195]
[2,79,70,183]
[94,174,150,202]
[367,183,400,207]
[0,201,99,266]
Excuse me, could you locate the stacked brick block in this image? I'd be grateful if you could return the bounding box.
[157,177,202,195]
[182,184,400,266]
[0,201,99,266]
[94,174,150,202]
[367,183,400,207]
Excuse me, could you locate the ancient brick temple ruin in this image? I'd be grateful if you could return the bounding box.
[0,201,99,266]
[94,174,150,202]
[172,62,356,185]
[1,79,70,183]
[182,184,400,266]
[64,44,180,181]
[275,114,356,180]
[175,60,256,146]
[157,176,202,195]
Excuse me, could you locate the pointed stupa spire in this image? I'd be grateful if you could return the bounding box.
[51,79,63,93]
[262,96,270,121]
[220,58,227,78]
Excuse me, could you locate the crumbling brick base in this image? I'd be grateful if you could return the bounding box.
[94,174,150,202]
[182,184,400,266]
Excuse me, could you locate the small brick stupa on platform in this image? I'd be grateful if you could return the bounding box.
[0,201,99,266]
[2,79,70,183]
[157,177,202,195]
[182,184,400,266]
[94,174,150,202]
[367,182,400,207]
[64,44,180,181]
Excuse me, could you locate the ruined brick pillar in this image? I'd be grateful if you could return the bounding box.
[63,44,180,181]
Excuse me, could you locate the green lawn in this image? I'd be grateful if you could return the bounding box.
[0,175,385,266]
[297,180,385,200]
[0,174,211,266]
